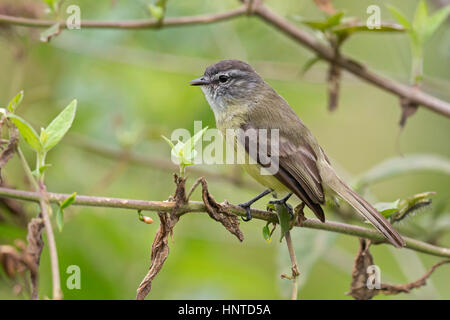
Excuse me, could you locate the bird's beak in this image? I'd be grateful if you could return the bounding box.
[189,77,209,86]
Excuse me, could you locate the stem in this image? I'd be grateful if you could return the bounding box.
[37,181,62,300]
[0,187,448,258]
[284,231,299,300]
[16,147,38,191]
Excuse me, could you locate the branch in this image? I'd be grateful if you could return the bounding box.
[0,6,247,29]
[253,4,450,118]
[0,186,449,258]
[1,3,448,117]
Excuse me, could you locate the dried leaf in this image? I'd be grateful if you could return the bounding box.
[136,210,178,300]
[347,238,377,300]
[26,216,44,300]
[399,97,419,127]
[199,178,244,242]
[0,127,18,170]
[378,260,450,295]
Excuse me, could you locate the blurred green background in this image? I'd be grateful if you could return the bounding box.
[0,0,449,299]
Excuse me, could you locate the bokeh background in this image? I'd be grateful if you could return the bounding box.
[0,0,449,299]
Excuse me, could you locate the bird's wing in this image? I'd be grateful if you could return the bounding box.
[238,91,326,221]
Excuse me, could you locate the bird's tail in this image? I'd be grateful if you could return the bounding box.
[323,166,405,248]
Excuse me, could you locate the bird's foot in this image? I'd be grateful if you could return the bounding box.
[238,189,272,222]
[238,201,253,222]
[267,193,294,219]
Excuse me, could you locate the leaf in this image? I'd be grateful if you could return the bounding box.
[148,4,164,20]
[301,56,321,74]
[412,0,428,45]
[42,0,61,12]
[43,99,77,151]
[275,203,292,242]
[386,5,412,29]
[61,192,76,210]
[8,114,41,151]
[56,192,76,232]
[326,11,345,28]
[425,5,450,40]
[40,23,61,43]
[374,199,400,218]
[262,223,271,243]
[7,91,24,113]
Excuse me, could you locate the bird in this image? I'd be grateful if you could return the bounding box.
[190,59,405,248]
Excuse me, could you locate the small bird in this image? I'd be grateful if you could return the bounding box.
[190,59,405,248]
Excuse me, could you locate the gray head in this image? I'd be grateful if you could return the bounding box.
[190,60,264,117]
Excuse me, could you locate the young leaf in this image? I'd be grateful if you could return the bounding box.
[56,192,76,232]
[61,192,77,210]
[412,0,428,45]
[262,223,271,243]
[40,23,61,43]
[181,126,208,162]
[374,199,400,218]
[386,5,412,29]
[8,114,41,151]
[7,91,24,113]
[275,203,292,242]
[425,5,450,40]
[43,99,77,151]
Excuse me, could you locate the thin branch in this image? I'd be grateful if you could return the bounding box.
[253,3,450,118]
[66,134,259,190]
[37,182,62,300]
[0,186,449,258]
[1,3,448,117]
[282,231,300,300]
[0,6,248,29]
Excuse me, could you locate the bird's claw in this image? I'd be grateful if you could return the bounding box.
[238,203,253,222]
[268,193,294,219]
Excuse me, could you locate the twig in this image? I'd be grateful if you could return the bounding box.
[0,3,448,117]
[0,186,449,258]
[252,3,450,118]
[283,231,300,300]
[67,134,259,190]
[37,182,62,300]
[0,6,247,29]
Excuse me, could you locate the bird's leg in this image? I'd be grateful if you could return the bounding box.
[268,193,294,219]
[238,189,272,222]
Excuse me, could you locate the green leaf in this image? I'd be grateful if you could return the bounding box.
[275,203,292,242]
[40,23,61,43]
[262,223,271,243]
[331,23,405,36]
[42,0,61,12]
[386,5,412,29]
[148,4,164,20]
[162,135,176,150]
[374,199,400,218]
[412,0,428,45]
[301,56,321,74]
[61,192,77,210]
[43,99,77,151]
[56,192,76,232]
[425,5,450,40]
[8,114,41,151]
[326,11,345,28]
[7,90,24,113]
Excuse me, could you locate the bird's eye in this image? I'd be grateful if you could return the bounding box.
[218,75,229,83]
